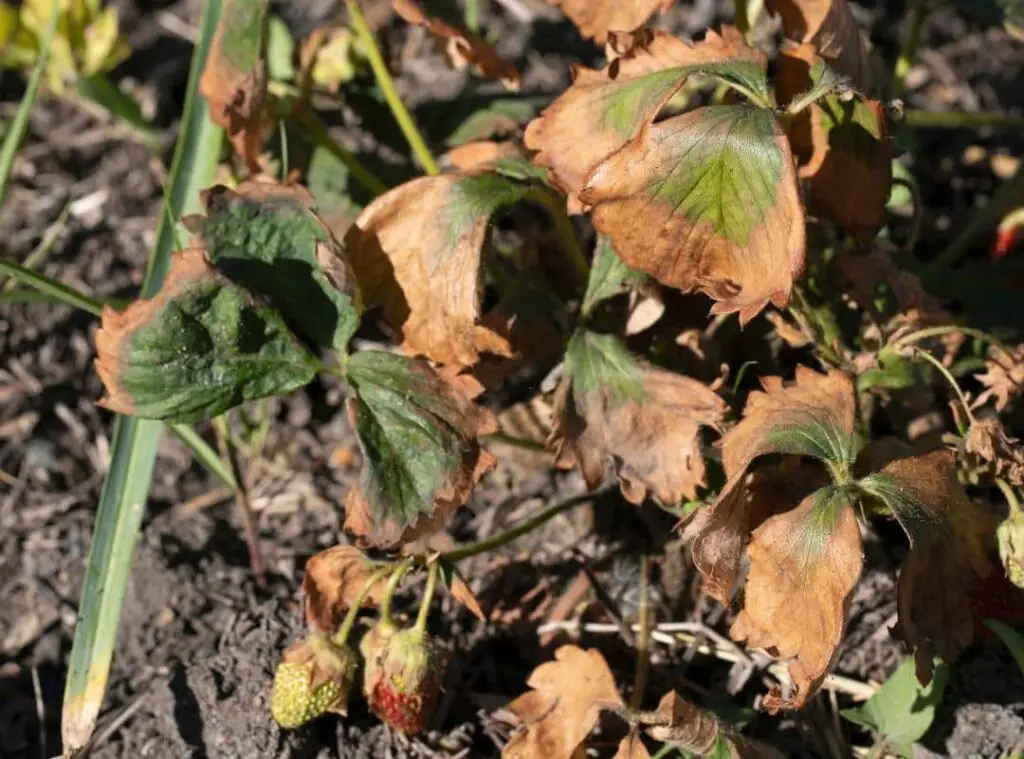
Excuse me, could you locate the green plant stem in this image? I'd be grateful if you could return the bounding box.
[482,431,548,453]
[0,0,59,207]
[379,556,416,625]
[441,490,602,564]
[524,185,589,282]
[1,201,70,293]
[0,259,106,316]
[464,0,480,32]
[212,415,265,588]
[169,424,235,487]
[913,347,974,432]
[904,109,1024,130]
[892,0,930,98]
[734,0,751,39]
[995,478,1022,517]
[345,0,439,175]
[333,565,392,646]
[289,106,389,196]
[890,325,1014,357]
[414,560,440,633]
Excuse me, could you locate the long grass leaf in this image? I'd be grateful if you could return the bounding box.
[0,259,107,316]
[0,0,59,206]
[59,0,226,753]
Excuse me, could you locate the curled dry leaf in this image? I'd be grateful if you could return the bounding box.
[730,485,863,710]
[524,26,766,212]
[199,0,269,172]
[343,351,497,548]
[688,367,857,602]
[551,331,726,505]
[962,417,1024,486]
[503,645,623,759]
[613,732,651,759]
[776,44,891,241]
[345,173,534,369]
[95,248,318,423]
[765,0,871,89]
[859,450,997,682]
[646,691,785,758]
[392,0,520,89]
[975,343,1024,411]
[581,104,806,322]
[301,546,386,633]
[544,0,674,43]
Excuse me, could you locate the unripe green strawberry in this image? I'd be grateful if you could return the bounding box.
[361,626,447,735]
[271,632,358,729]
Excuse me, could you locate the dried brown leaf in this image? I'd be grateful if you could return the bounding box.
[645,691,785,757]
[963,417,1024,486]
[449,566,486,621]
[544,0,675,43]
[613,732,652,759]
[524,27,764,211]
[301,545,385,633]
[765,0,871,89]
[730,486,863,709]
[975,344,1024,411]
[393,0,520,88]
[503,645,623,759]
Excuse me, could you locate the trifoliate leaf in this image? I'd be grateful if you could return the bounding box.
[841,657,948,757]
[94,248,318,423]
[343,350,497,547]
[858,450,997,683]
[580,104,805,322]
[199,0,269,171]
[552,330,725,505]
[344,172,534,369]
[186,181,361,356]
[766,0,871,89]
[524,26,769,212]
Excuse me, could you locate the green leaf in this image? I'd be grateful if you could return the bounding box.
[96,249,318,423]
[187,181,361,355]
[986,620,1024,676]
[564,329,645,403]
[445,97,544,146]
[344,350,495,547]
[580,235,642,318]
[62,0,225,752]
[266,13,294,81]
[841,658,948,756]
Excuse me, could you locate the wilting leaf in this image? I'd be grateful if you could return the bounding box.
[612,733,651,759]
[343,350,497,547]
[975,343,1024,411]
[580,236,642,318]
[765,0,871,89]
[580,104,805,322]
[199,0,269,171]
[645,691,785,758]
[345,173,533,369]
[858,450,997,682]
[841,657,948,756]
[552,330,725,505]
[524,27,768,211]
[95,249,318,423]
[392,0,520,89]
[440,559,486,621]
[543,0,673,42]
[776,44,891,241]
[503,645,623,759]
[185,181,361,355]
[687,367,857,602]
[301,545,386,633]
[730,485,863,710]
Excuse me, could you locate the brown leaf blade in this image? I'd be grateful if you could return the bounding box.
[730,485,863,709]
[645,691,785,757]
[766,0,871,89]
[545,0,674,42]
[859,450,997,682]
[301,546,385,633]
[503,645,623,759]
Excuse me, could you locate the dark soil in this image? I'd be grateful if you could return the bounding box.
[1,1,1023,758]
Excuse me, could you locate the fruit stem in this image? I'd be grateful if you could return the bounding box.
[414,560,440,634]
[333,564,393,647]
[440,489,606,563]
[890,325,1014,357]
[912,347,974,434]
[524,185,589,283]
[379,556,416,627]
[995,478,1022,517]
[345,0,440,176]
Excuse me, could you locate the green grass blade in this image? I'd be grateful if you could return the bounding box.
[170,423,236,487]
[0,0,59,206]
[0,259,107,316]
[60,0,226,754]
[76,74,162,151]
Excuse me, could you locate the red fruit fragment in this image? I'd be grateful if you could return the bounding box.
[361,625,447,734]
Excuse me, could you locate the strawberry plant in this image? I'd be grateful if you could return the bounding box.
[3,0,1023,755]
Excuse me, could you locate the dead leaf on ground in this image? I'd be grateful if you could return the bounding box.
[776,44,891,241]
[345,173,533,369]
[503,645,623,759]
[730,485,863,709]
[687,367,856,603]
[765,0,871,89]
[544,0,675,43]
[393,0,520,89]
[551,331,725,505]
[860,450,997,683]
[301,545,385,632]
[524,26,766,212]
[645,691,785,757]
[975,344,1024,411]
[199,0,269,172]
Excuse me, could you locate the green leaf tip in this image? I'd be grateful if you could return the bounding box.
[187,180,362,355]
[95,248,318,423]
